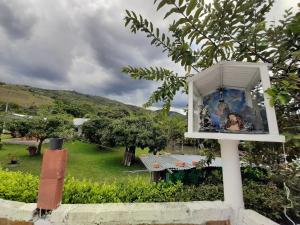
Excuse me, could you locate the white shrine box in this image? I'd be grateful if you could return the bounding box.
[184,61,285,142]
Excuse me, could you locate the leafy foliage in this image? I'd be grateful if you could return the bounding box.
[122,67,186,110]
[0,168,287,222]
[123,0,299,119]
[113,115,167,153]
[157,115,186,150]
[169,167,269,186]
[244,181,287,221]
[28,115,73,139]
[0,169,38,203]
[270,160,300,220]
[5,118,32,137]
[123,1,299,218]
[82,116,116,148]
[4,115,74,154]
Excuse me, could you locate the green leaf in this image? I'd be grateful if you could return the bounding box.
[150,22,154,32]
[186,0,197,16]
[124,18,130,27]
[174,17,187,27]
[278,94,289,105]
[194,7,203,21]
[125,10,131,17]
[157,0,169,11]
[164,7,180,19]
[256,21,266,31]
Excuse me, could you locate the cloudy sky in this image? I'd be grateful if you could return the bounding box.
[0,0,297,112]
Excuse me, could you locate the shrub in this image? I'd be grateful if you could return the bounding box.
[169,167,269,186]
[241,167,269,184]
[0,169,287,222]
[0,169,38,203]
[63,177,121,203]
[243,181,287,222]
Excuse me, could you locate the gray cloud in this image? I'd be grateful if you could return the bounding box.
[0,0,36,39]
[0,0,298,110]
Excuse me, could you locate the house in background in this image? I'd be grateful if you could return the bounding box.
[73,118,90,136]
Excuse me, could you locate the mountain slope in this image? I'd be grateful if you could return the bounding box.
[0,82,145,116]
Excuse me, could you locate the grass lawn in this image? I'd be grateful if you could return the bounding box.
[0,139,149,182]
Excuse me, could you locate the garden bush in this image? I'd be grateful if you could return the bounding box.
[0,169,38,202]
[169,167,269,185]
[243,181,287,222]
[0,168,287,222]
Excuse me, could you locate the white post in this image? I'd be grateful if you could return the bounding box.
[219,140,244,225]
[188,81,194,133]
[259,65,279,134]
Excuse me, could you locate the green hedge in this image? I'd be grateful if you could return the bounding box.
[0,169,286,222]
[169,167,270,185]
[0,169,38,202]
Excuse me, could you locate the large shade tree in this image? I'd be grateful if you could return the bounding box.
[158,115,186,151]
[30,115,74,154]
[6,115,74,155]
[113,116,167,166]
[123,0,299,111]
[122,0,299,144]
[81,116,116,149]
[5,118,32,138]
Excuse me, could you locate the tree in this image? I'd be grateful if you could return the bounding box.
[121,0,300,172]
[4,115,74,154]
[81,116,116,148]
[159,115,186,151]
[28,115,74,155]
[122,0,299,148]
[123,0,299,112]
[122,0,299,218]
[113,115,167,166]
[5,118,32,138]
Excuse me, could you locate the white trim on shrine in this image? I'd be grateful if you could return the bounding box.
[185,61,285,142]
[184,61,285,225]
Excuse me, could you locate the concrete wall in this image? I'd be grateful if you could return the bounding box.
[0,199,279,225]
[48,201,232,225]
[239,209,279,225]
[0,199,36,222]
[0,199,232,225]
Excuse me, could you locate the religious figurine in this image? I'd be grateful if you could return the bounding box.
[224,113,244,131]
[211,101,230,130]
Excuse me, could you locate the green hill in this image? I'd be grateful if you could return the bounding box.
[0,82,185,118]
[0,82,147,117]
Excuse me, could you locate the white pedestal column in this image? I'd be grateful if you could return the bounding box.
[219,140,244,225]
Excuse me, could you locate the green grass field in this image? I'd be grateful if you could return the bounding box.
[0,139,149,182]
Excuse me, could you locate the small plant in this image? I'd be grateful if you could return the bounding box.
[27,145,37,156]
[8,154,18,165]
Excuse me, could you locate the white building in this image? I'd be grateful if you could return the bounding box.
[73,118,90,136]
